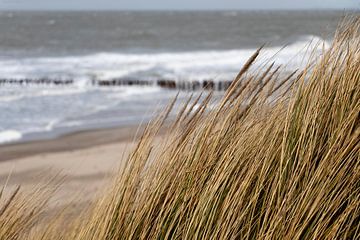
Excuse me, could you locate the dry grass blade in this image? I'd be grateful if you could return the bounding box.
[0,186,20,217]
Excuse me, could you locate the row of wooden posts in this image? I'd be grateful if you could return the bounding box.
[0,78,233,91]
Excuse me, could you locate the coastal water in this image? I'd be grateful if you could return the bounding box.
[0,11,345,143]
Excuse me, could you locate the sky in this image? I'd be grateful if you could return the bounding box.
[0,0,358,11]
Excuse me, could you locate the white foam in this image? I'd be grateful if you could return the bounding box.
[45,119,59,132]
[0,130,22,144]
[0,35,330,84]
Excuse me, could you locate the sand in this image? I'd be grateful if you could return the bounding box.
[0,125,148,211]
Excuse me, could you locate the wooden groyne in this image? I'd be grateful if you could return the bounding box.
[97,79,232,91]
[0,78,232,91]
[0,78,74,86]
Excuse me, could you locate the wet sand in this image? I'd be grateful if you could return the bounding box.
[0,124,145,162]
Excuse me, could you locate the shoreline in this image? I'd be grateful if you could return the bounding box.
[0,124,146,162]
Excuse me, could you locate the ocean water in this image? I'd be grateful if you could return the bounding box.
[0,11,345,144]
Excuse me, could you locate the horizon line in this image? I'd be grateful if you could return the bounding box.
[0,8,358,12]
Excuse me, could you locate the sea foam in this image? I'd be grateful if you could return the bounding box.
[0,130,22,144]
[0,35,329,84]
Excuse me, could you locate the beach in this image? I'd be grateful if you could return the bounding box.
[0,125,146,210]
[0,9,358,239]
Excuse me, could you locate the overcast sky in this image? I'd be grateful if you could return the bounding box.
[0,0,358,11]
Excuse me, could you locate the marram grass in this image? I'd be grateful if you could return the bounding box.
[1,17,360,240]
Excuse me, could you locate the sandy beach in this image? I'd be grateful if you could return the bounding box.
[0,125,148,210]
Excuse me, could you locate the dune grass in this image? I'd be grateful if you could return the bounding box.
[1,17,359,239]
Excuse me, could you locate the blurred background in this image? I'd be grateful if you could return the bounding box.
[0,0,358,144]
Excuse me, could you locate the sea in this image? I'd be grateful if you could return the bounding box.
[0,11,347,144]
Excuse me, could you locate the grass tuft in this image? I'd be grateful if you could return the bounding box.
[1,16,360,240]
